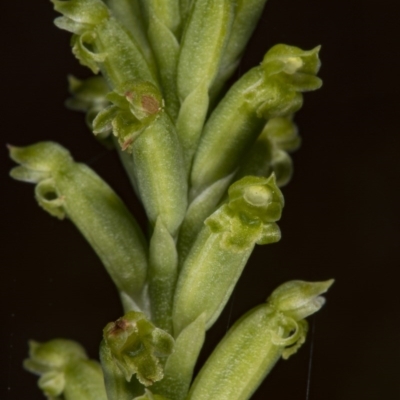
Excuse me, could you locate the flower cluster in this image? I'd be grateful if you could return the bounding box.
[9,1,331,399]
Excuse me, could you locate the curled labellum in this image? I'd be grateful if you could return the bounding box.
[51,0,109,73]
[103,311,174,386]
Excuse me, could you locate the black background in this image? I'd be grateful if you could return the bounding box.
[2,1,399,399]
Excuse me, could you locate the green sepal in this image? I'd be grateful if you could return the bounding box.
[103,311,174,386]
[51,0,109,25]
[8,142,71,171]
[187,280,333,400]
[267,279,335,321]
[9,165,51,184]
[54,16,90,35]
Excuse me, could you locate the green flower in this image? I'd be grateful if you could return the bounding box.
[103,311,175,386]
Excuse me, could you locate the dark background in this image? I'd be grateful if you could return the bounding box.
[2,1,399,399]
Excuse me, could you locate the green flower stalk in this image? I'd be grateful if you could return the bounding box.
[10,1,333,399]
